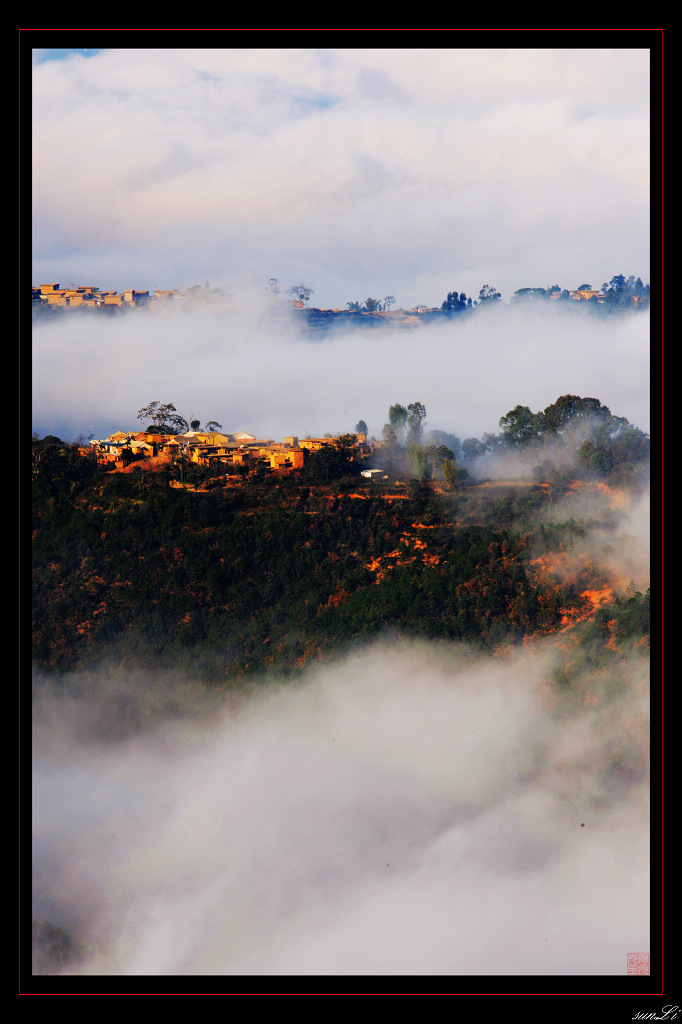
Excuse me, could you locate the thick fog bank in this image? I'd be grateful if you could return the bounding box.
[31,301,649,444]
[32,639,649,976]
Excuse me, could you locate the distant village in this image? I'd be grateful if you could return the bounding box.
[32,278,649,318]
[31,280,438,317]
[32,281,233,311]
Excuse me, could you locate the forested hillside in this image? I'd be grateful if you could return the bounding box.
[31,406,650,693]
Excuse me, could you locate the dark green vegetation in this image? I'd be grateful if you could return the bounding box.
[393,394,650,492]
[440,274,649,315]
[32,399,650,689]
[497,394,651,489]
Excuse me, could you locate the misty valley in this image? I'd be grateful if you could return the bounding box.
[28,40,654,986]
[31,393,650,978]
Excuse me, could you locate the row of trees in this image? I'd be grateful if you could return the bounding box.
[368,393,649,489]
[279,275,649,316]
[346,296,396,312]
[375,402,469,486]
[441,284,502,314]
[496,395,650,485]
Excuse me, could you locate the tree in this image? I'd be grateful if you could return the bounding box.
[32,433,63,472]
[364,297,381,312]
[542,395,610,436]
[388,403,408,443]
[408,443,432,480]
[600,273,650,309]
[477,284,501,303]
[288,284,314,306]
[441,290,469,314]
[205,421,223,433]
[381,423,398,455]
[406,402,427,444]
[425,444,455,473]
[511,287,547,303]
[383,295,396,311]
[425,429,462,462]
[137,402,188,435]
[462,437,485,461]
[499,405,545,447]
[346,300,363,312]
[442,458,458,488]
[305,434,359,483]
[355,420,368,436]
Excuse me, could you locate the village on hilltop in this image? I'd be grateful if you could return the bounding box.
[79,428,382,479]
[33,281,228,311]
[31,280,433,318]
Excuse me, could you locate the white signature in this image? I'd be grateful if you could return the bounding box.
[633,1009,679,1021]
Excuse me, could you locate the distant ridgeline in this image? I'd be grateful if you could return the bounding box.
[31,275,650,326]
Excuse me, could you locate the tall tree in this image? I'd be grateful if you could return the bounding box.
[408,443,432,480]
[499,405,545,448]
[542,395,610,436]
[441,457,459,488]
[406,402,427,444]
[137,402,188,435]
[477,284,502,303]
[441,290,469,314]
[388,404,408,443]
[288,284,314,306]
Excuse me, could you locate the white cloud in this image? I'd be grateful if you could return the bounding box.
[32,638,649,976]
[31,47,650,306]
[32,299,650,443]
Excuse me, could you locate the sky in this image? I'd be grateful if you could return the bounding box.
[30,43,652,444]
[31,45,650,307]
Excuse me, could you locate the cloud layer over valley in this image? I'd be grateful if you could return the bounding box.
[31,299,650,444]
[32,640,649,977]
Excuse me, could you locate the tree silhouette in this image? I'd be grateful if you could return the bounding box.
[288,284,314,306]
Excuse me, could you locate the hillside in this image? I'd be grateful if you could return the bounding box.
[31,443,649,692]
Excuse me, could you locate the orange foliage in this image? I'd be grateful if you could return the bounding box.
[567,479,629,509]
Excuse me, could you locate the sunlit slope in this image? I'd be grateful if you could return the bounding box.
[32,463,649,686]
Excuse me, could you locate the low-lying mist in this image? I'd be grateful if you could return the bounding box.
[31,299,650,444]
[32,637,649,977]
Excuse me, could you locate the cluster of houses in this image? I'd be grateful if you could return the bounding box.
[80,429,375,476]
[32,282,228,311]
